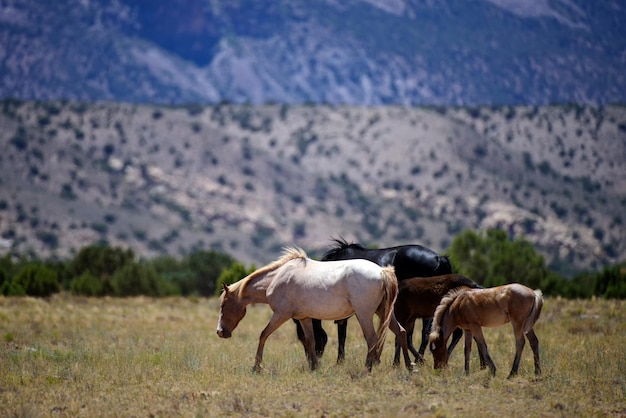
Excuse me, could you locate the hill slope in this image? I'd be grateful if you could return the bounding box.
[1,0,625,105]
[1,100,624,275]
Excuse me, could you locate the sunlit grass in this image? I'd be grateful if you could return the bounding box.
[0,295,624,417]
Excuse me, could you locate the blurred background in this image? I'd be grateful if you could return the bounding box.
[0,0,625,298]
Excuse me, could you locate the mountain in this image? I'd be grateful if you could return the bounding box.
[1,0,625,105]
[1,99,624,276]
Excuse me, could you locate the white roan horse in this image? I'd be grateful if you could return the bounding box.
[216,247,412,372]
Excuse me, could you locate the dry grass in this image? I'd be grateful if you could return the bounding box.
[1,295,624,417]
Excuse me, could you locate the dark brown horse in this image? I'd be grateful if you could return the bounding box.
[429,284,543,378]
[392,274,483,365]
[306,238,454,363]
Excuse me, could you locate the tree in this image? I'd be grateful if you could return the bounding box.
[594,262,626,298]
[70,271,103,296]
[0,254,13,289]
[8,264,60,297]
[110,262,177,297]
[446,230,489,283]
[149,255,192,295]
[215,262,256,296]
[71,245,135,294]
[185,250,237,296]
[447,229,556,291]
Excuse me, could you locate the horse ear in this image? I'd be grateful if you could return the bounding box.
[222,282,229,293]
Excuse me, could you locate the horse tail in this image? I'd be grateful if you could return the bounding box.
[523,289,544,334]
[372,266,398,359]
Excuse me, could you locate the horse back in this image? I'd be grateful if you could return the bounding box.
[267,258,388,320]
[393,247,452,280]
[459,284,540,328]
[299,258,394,292]
[397,274,480,318]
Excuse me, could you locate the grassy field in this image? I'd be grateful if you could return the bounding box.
[1,294,624,417]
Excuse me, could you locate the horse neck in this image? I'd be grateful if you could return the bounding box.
[238,270,274,304]
[439,309,456,343]
[433,300,456,343]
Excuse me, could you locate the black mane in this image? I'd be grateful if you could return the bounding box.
[322,237,366,259]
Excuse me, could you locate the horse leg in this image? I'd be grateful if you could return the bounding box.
[508,324,526,378]
[312,319,328,358]
[394,334,400,366]
[463,330,473,375]
[476,336,488,369]
[396,318,418,364]
[389,312,413,371]
[409,317,424,363]
[447,327,463,358]
[299,318,319,371]
[336,319,348,363]
[253,312,290,373]
[417,317,436,363]
[470,326,496,377]
[526,328,541,376]
[389,319,412,367]
[449,328,488,368]
[293,319,307,357]
[354,315,378,372]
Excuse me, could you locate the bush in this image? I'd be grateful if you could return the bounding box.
[185,250,237,296]
[8,265,60,297]
[0,280,25,296]
[215,262,256,296]
[72,245,134,280]
[110,262,177,297]
[447,229,553,290]
[594,262,626,299]
[70,271,103,296]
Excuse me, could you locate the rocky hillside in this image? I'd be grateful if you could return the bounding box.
[1,100,624,276]
[1,0,625,106]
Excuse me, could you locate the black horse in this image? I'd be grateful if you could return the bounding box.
[296,238,462,364]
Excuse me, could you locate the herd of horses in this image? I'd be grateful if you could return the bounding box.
[216,238,543,378]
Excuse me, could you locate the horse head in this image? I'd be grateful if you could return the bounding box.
[428,287,462,369]
[216,283,247,338]
[428,329,449,369]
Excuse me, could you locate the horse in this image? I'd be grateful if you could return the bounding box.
[298,237,457,364]
[216,247,413,372]
[392,274,483,366]
[429,283,543,378]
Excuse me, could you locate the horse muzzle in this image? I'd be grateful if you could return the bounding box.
[216,327,231,338]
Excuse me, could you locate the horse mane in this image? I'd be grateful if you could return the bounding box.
[322,237,366,259]
[231,247,307,299]
[430,286,468,341]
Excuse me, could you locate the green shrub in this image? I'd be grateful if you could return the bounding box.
[10,265,60,297]
[594,262,626,299]
[72,245,134,279]
[0,280,25,296]
[70,271,103,296]
[447,229,552,290]
[215,262,256,296]
[110,263,176,297]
